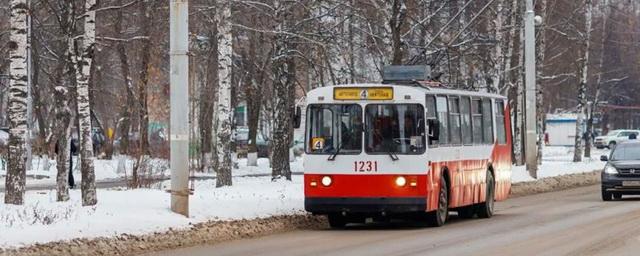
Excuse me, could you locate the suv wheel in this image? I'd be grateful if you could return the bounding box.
[602,187,612,201]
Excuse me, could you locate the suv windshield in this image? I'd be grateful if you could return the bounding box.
[365,104,425,154]
[611,143,640,160]
[306,104,362,154]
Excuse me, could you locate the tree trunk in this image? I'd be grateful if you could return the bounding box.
[245,33,264,167]
[199,27,218,172]
[489,0,505,93]
[5,0,29,205]
[585,0,609,159]
[74,0,97,206]
[215,1,233,187]
[514,14,525,166]
[573,0,593,163]
[54,87,72,202]
[137,0,151,157]
[536,0,548,165]
[114,1,134,156]
[389,0,407,65]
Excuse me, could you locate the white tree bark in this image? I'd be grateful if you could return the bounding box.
[74,0,97,205]
[489,0,505,93]
[215,1,233,187]
[5,0,28,205]
[573,0,593,162]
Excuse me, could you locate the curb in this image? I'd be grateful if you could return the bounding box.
[1,215,328,256]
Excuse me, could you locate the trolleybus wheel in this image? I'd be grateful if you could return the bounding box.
[478,171,495,218]
[328,214,347,229]
[427,176,449,227]
[613,193,623,200]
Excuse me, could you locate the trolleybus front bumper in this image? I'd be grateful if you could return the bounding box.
[305,197,426,214]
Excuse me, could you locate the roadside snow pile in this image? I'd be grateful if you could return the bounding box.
[0,176,303,248]
[511,146,607,183]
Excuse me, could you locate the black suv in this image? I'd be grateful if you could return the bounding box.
[601,141,640,201]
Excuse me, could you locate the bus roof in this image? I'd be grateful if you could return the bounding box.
[307,83,507,100]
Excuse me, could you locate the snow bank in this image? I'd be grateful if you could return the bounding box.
[0,176,303,248]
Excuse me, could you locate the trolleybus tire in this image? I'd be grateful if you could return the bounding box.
[613,193,622,200]
[426,176,449,227]
[477,171,495,219]
[328,214,347,229]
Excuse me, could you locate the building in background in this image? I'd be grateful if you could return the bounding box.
[545,113,586,146]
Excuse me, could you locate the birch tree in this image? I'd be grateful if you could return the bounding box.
[215,0,233,187]
[5,0,28,205]
[573,0,593,163]
[74,0,97,205]
[584,0,609,158]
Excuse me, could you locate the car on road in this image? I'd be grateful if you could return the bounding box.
[594,129,640,149]
[601,140,640,200]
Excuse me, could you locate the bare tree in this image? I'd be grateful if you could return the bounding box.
[73,0,97,205]
[573,0,593,163]
[4,0,28,205]
[215,0,233,187]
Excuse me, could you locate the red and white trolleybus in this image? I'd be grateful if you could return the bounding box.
[303,66,512,228]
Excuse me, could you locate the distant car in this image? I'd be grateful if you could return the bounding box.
[601,141,640,201]
[594,129,640,149]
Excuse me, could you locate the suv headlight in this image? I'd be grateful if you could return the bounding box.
[604,165,618,174]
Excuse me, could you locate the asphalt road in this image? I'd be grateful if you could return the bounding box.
[151,185,640,256]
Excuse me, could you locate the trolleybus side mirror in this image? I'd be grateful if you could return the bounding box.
[600,155,608,162]
[293,106,302,129]
[427,119,439,140]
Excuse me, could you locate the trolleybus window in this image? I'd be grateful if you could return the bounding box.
[495,100,507,144]
[461,96,472,145]
[449,97,462,145]
[365,104,425,154]
[306,104,362,154]
[471,99,483,144]
[436,96,449,144]
[482,99,494,144]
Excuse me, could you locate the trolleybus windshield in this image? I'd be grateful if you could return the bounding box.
[306,104,363,154]
[365,104,425,154]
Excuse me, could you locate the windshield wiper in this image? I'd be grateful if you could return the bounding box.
[384,143,399,161]
[328,143,343,161]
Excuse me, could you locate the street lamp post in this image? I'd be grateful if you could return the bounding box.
[524,0,538,178]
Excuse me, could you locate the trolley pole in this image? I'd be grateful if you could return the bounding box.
[524,0,538,178]
[169,0,189,217]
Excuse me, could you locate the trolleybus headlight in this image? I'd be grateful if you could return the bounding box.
[604,165,618,174]
[395,176,407,187]
[321,176,332,186]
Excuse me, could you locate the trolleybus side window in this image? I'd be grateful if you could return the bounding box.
[482,98,494,144]
[365,104,425,154]
[495,100,507,144]
[306,104,362,154]
[460,96,472,145]
[471,99,483,144]
[436,96,449,145]
[426,95,436,119]
[449,97,462,145]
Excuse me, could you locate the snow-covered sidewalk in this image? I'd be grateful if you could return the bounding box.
[0,147,607,249]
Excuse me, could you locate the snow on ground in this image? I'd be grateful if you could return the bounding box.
[0,147,608,249]
[511,146,608,183]
[0,156,168,188]
[0,176,302,248]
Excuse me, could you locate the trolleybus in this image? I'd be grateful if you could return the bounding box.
[302,67,512,228]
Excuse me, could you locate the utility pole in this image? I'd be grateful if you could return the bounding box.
[169,0,189,217]
[524,0,538,178]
